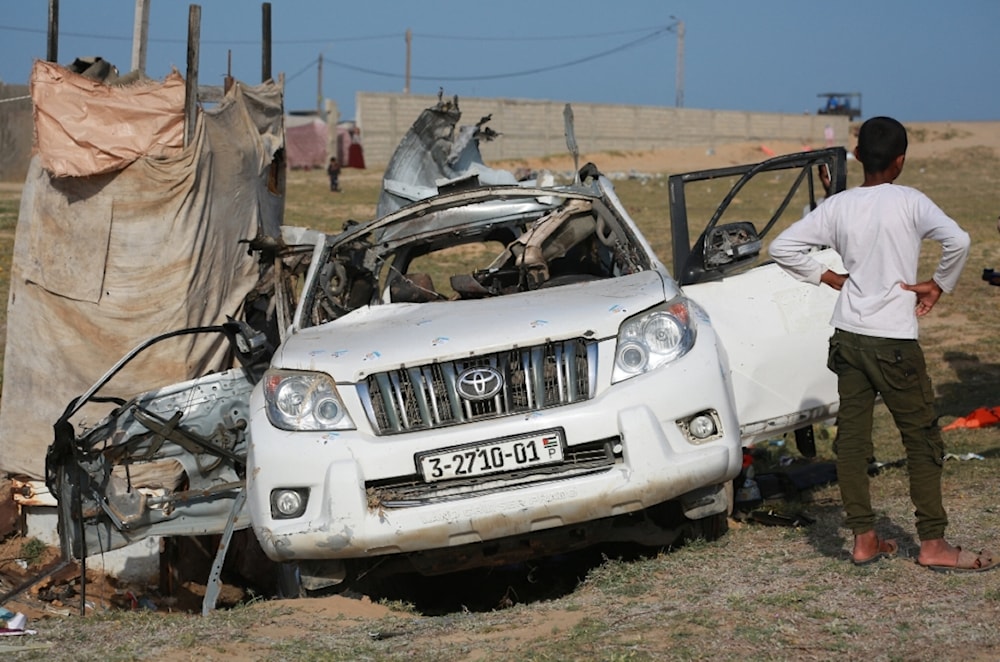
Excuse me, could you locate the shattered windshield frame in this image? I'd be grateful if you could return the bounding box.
[296,180,656,329]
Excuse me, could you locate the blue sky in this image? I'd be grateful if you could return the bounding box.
[1,0,997,123]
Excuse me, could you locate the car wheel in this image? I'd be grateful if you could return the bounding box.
[685,510,729,542]
[276,562,304,599]
[684,481,733,542]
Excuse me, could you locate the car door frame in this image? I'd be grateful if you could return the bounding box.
[669,148,848,445]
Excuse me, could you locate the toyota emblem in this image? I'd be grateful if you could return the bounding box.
[457,366,504,401]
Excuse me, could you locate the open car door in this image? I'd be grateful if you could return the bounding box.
[670,148,848,445]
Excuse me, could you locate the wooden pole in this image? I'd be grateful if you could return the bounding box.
[185,4,201,147]
[261,2,272,82]
[404,29,412,94]
[131,0,151,74]
[317,54,323,115]
[46,0,59,63]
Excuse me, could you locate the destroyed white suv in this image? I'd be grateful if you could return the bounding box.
[251,182,742,586]
[244,102,847,589]
[50,99,845,597]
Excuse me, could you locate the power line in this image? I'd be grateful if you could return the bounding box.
[413,26,662,42]
[286,26,669,84]
[2,20,677,94]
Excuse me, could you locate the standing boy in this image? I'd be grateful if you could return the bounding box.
[769,116,993,572]
[327,156,341,192]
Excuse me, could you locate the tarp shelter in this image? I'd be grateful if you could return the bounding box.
[284,116,327,169]
[0,60,285,479]
[337,122,366,169]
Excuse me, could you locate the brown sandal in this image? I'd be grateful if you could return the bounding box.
[919,546,999,573]
[852,537,898,566]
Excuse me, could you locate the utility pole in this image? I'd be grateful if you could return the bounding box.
[669,17,685,108]
[131,0,150,73]
[404,29,412,94]
[317,53,323,115]
[675,19,684,107]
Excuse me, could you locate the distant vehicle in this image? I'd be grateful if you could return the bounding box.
[817,92,862,121]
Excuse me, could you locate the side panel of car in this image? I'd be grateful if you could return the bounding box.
[684,250,842,444]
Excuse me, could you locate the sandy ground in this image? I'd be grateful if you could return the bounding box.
[494,120,1000,175]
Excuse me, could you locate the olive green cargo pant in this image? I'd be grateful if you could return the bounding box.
[827,329,948,540]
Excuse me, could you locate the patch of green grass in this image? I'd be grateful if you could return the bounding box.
[733,622,781,644]
[582,555,658,598]
[377,597,418,613]
[0,194,17,348]
[756,589,818,608]
[20,536,47,565]
[519,617,659,662]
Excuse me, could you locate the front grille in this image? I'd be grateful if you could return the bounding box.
[361,338,596,434]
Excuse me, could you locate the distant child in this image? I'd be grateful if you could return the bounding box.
[769,116,992,572]
[327,156,341,192]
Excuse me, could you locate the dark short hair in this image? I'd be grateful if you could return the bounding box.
[857,116,907,173]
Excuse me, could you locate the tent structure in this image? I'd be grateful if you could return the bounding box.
[0,60,285,480]
[284,116,328,169]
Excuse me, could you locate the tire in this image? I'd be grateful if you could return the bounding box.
[684,481,733,542]
[276,562,304,599]
[685,510,729,542]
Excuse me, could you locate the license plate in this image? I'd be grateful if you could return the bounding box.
[418,429,564,482]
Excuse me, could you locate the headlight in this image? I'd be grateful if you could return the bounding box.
[263,369,355,431]
[612,299,696,382]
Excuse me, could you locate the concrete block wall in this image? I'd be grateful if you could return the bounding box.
[357,92,850,168]
[0,87,851,180]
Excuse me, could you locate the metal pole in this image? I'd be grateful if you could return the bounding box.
[261,2,272,81]
[131,0,151,73]
[46,0,59,63]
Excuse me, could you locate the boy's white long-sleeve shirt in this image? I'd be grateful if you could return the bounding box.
[768,183,970,340]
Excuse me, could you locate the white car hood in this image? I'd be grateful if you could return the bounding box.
[277,270,672,381]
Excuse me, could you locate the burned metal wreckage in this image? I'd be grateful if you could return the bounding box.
[46,97,847,604]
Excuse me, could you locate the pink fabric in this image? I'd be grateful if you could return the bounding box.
[31,60,185,177]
